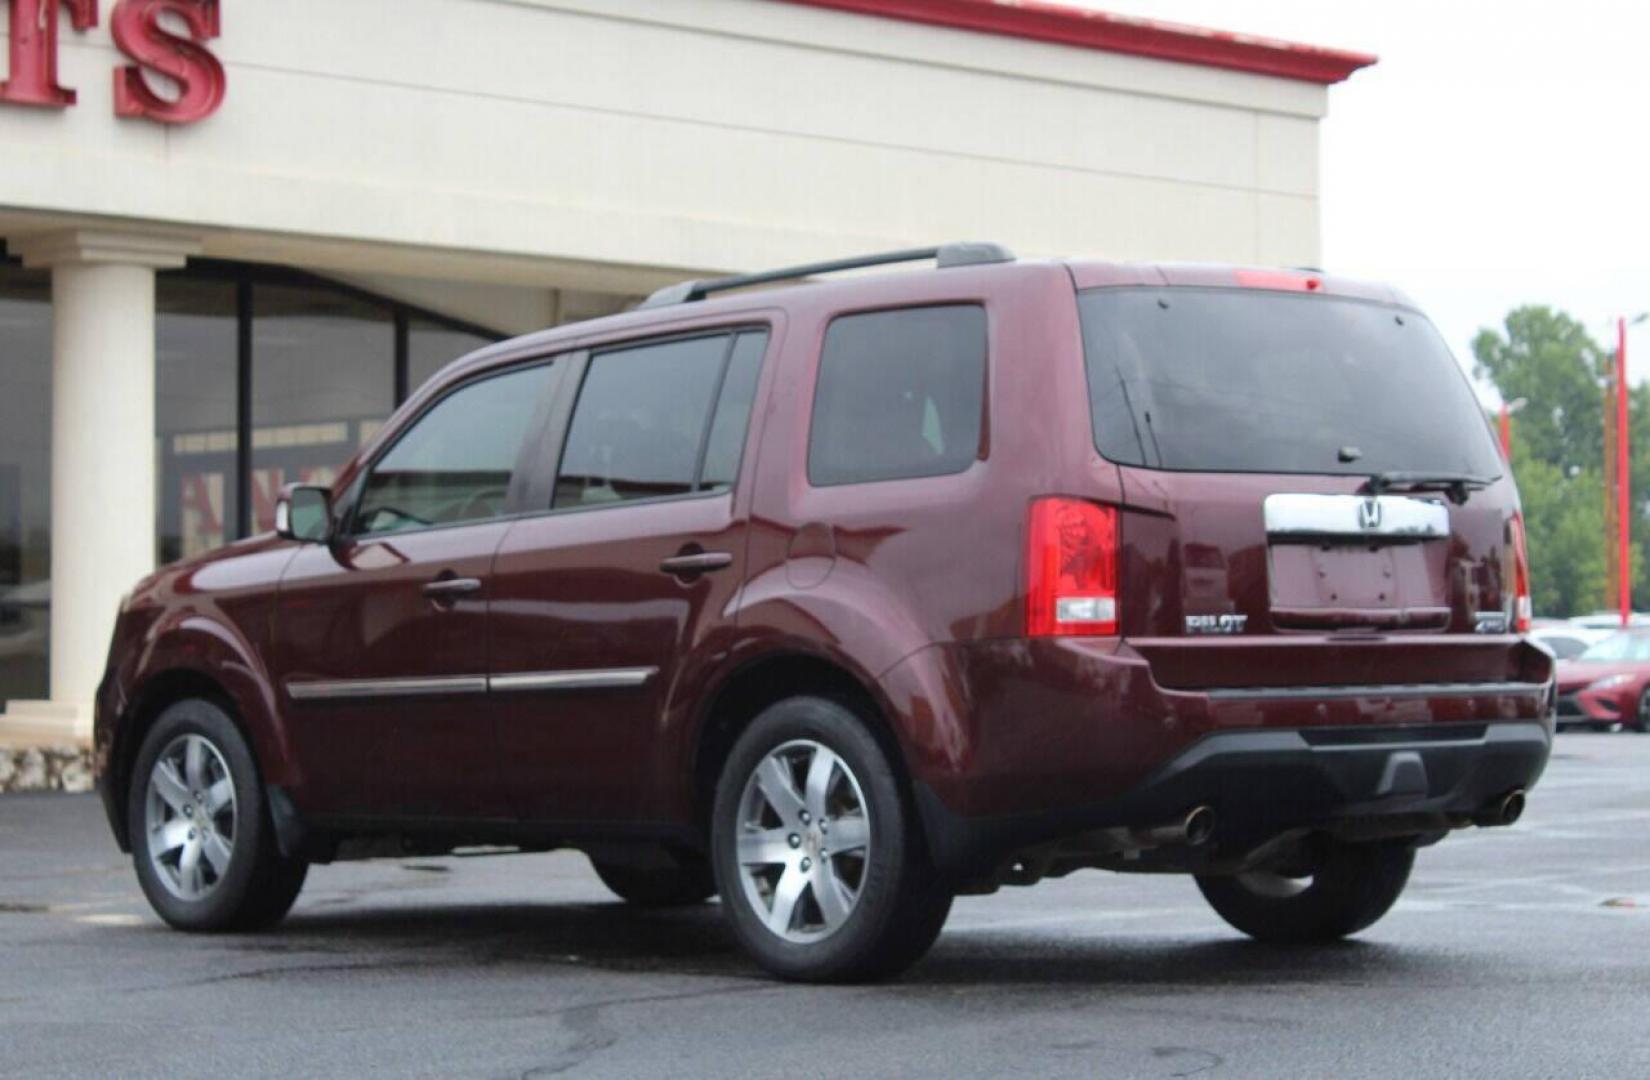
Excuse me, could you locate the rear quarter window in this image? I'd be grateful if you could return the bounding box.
[808,305,987,486]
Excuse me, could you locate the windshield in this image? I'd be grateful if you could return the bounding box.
[1077,288,1505,478]
[1577,633,1650,662]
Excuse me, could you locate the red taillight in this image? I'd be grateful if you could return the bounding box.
[1026,498,1119,637]
[1510,512,1533,633]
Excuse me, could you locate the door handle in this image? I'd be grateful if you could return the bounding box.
[422,576,482,601]
[659,552,733,576]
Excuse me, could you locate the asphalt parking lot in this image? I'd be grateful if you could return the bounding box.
[2,734,1647,1080]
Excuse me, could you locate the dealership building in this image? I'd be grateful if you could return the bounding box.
[0,0,1371,746]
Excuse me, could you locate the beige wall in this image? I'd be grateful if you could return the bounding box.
[2,0,1327,326]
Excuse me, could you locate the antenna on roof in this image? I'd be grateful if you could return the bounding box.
[639,241,1016,309]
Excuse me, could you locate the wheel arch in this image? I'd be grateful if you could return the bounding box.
[689,650,918,843]
[108,664,281,853]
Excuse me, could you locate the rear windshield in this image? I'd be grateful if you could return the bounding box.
[1078,288,1503,478]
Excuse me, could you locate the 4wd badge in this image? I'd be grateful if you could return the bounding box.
[1186,613,1248,635]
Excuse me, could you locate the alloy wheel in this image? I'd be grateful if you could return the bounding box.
[733,739,871,942]
[145,734,238,901]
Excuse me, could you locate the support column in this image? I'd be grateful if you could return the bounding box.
[1,230,201,745]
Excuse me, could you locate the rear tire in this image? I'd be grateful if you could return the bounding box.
[590,854,715,907]
[1195,840,1414,944]
[710,696,951,982]
[126,699,308,932]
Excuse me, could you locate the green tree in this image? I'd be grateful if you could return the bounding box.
[1509,450,1606,617]
[1473,307,1609,474]
[1473,306,1616,617]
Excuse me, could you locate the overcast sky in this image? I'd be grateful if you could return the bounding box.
[1063,0,1650,400]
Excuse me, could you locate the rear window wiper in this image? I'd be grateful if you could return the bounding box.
[1361,471,1491,505]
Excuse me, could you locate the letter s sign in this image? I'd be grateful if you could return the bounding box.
[111,0,224,124]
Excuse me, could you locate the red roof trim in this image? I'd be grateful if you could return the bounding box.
[771,0,1376,85]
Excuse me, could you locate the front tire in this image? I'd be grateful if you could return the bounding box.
[710,696,951,982]
[126,699,308,932]
[1195,840,1414,944]
[1633,689,1650,733]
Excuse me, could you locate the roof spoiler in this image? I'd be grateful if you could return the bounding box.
[638,241,1015,309]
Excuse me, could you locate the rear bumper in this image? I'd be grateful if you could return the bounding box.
[915,719,1552,876]
[886,636,1553,819]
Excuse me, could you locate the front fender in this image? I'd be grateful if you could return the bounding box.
[131,612,295,786]
[96,606,293,853]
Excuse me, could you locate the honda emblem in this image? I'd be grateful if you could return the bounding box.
[1358,498,1383,531]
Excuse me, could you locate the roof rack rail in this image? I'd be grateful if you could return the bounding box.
[638,241,1015,309]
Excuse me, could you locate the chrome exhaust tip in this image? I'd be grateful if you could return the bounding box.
[1183,805,1216,846]
[1474,789,1526,827]
[1134,805,1216,847]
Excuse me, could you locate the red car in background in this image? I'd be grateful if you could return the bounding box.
[1554,631,1650,732]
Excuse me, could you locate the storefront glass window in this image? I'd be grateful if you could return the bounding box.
[408,318,497,395]
[6,258,499,703]
[251,285,394,532]
[156,276,239,565]
[0,266,52,706]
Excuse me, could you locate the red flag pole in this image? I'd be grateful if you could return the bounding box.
[1619,316,1631,628]
[1499,404,1512,460]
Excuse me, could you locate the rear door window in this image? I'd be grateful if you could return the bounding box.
[808,305,987,486]
[1077,288,1503,479]
[699,331,769,492]
[554,330,768,509]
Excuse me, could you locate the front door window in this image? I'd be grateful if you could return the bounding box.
[355,363,555,535]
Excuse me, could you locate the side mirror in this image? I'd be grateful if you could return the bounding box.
[274,484,333,543]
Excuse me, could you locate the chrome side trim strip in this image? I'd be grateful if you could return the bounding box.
[286,675,489,701]
[488,668,657,692]
[287,668,658,701]
[1205,681,1543,703]
[1264,493,1449,539]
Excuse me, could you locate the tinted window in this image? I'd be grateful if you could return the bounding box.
[1078,288,1503,478]
[555,335,731,509]
[0,265,51,706]
[355,364,553,535]
[252,284,394,531]
[1540,635,1589,661]
[808,306,986,486]
[1578,633,1650,662]
[408,318,500,396]
[156,276,239,564]
[700,331,769,491]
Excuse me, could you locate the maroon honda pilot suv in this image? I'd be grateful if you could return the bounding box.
[95,243,1553,981]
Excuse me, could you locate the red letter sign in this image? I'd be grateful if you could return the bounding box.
[0,0,99,107]
[111,0,223,124]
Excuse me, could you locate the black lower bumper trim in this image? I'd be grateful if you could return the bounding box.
[916,721,1553,877]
